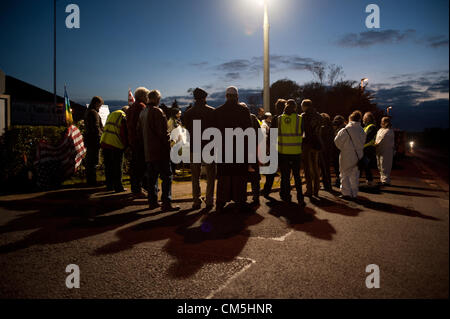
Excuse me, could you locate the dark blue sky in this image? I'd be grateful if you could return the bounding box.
[0,0,448,131]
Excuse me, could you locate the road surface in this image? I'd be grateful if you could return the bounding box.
[0,154,448,299]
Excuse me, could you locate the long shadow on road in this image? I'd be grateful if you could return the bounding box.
[267,200,337,241]
[0,188,150,254]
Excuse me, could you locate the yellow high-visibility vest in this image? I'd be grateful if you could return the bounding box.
[364,123,376,148]
[277,113,303,155]
[100,110,126,150]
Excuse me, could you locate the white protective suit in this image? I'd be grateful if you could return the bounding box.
[375,128,395,184]
[334,121,366,197]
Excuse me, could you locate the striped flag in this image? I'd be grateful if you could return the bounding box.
[128,88,135,106]
[34,125,86,188]
[64,85,74,126]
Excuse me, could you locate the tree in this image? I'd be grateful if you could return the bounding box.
[327,64,345,87]
[172,99,179,109]
[269,79,301,114]
[307,62,326,85]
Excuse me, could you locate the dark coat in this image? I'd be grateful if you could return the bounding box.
[139,105,171,162]
[213,100,252,176]
[182,101,215,153]
[301,108,323,151]
[84,108,103,148]
[126,102,146,150]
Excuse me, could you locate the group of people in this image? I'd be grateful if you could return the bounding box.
[83,85,395,213]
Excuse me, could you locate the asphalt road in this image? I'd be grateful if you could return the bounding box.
[0,154,448,299]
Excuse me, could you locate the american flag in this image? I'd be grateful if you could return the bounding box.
[34,125,86,188]
[128,88,135,106]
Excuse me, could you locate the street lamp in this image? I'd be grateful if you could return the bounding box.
[387,106,393,116]
[263,0,270,112]
[360,78,369,92]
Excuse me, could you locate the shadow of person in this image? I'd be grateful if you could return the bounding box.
[267,201,337,241]
[93,208,200,256]
[379,189,440,198]
[0,189,148,254]
[162,208,264,279]
[356,196,440,221]
[310,196,363,217]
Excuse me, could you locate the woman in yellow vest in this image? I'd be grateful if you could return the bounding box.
[277,99,306,207]
[100,107,129,192]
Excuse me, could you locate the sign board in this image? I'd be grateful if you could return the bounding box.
[11,101,64,126]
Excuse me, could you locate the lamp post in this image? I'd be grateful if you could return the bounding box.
[387,106,393,116]
[53,0,57,109]
[263,0,270,112]
[360,78,369,92]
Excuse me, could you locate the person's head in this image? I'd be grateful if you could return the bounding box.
[121,106,129,113]
[321,113,331,125]
[332,115,346,128]
[176,110,182,119]
[257,107,265,118]
[275,99,287,116]
[134,87,150,104]
[88,96,103,111]
[380,117,392,129]
[349,110,363,123]
[148,90,161,106]
[284,99,297,115]
[193,87,208,104]
[363,112,375,126]
[264,112,272,123]
[225,86,239,103]
[301,99,313,112]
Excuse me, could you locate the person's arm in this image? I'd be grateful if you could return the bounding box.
[155,111,171,149]
[334,128,347,151]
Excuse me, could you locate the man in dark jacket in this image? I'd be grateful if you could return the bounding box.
[182,88,216,211]
[301,99,323,198]
[126,87,149,196]
[213,87,253,213]
[138,90,180,212]
[84,96,104,186]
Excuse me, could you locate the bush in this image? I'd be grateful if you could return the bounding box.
[0,125,67,192]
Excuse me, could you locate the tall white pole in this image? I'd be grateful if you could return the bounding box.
[263,0,270,112]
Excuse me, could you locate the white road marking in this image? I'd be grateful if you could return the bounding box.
[206,256,256,299]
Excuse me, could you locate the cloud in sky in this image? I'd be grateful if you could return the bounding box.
[337,29,449,48]
[211,55,326,81]
[371,70,449,130]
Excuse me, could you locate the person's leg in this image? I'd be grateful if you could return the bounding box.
[291,155,305,205]
[383,152,393,184]
[262,173,275,197]
[351,166,360,198]
[303,148,313,196]
[191,163,202,206]
[86,145,99,185]
[340,156,352,198]
[130,149,141,193]
[204,163,216,207]
[102,148,113,190]
[216,176,228,212]
[146,162,159,207]
[333,152,341,187]
[113,149,124,192]
[250,171,261,203]
[279,154,291,202]
[312,151,321,196]
[159,160,173,204]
